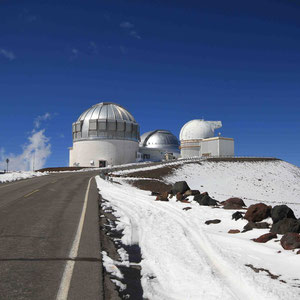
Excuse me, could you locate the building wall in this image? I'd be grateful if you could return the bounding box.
[69,139,138,167]
[180,137,234,158]
[219,138,234,156]
[139,147,180,161]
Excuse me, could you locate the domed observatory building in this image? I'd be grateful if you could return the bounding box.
[69,102,140,167]
[139,130,180,161]
[180,119,234,158]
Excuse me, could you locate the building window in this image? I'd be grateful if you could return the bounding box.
[143,154,150,159]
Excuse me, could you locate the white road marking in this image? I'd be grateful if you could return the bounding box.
[56,177,93,300]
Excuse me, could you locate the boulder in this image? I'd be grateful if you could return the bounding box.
[244,203,271,222]
[271,218,300,234]
[223,198,246,210]
[253,233,277,243]
[176,192,183,201]
[155,192,169,201]
[243,221,270,232]
[280,233,300,250]
[205,219,221,225]
[194,192,218,206]
[271,205,296,224]
[228,229,240,234]
[171,181,190,195]
[151,191,160,196]
[184,190,200,197]
[232,211,244,221]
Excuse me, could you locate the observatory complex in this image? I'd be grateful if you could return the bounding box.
[180,119,234,158]
[69,102,234,167]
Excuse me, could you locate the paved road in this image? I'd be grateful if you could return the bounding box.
[0,171,102,300]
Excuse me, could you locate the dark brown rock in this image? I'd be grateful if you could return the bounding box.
[155,194,169,201]
[205,219,221,225]
[184,190,200,197]
[223,198,246,210]
[271,218,300,234]
[297,250,300,255]
[171,181,190,195]
[228,229,240,234]
[232,211,244,221]
[242,221,270,232]
[271,205,296,224]
[194,192,218,206]
[253,232,277,243]
[176,192,183,201]
[162,191,169,199]
[244,203,271,222]
[183,207,192,211]
[151,191,160,196]
[280,233,300,250]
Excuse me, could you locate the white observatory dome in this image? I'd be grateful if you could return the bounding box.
[70,102,140,167]
[179,119,222,141]
[72,102,139,142]
[140,130,179,152]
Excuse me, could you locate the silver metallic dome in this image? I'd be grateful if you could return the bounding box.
[140,130,180,153]
[72,102,140,142]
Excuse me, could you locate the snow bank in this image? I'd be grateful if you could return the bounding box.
[166,160,300,216]
[96,167,300,300]
[0,171,48,183]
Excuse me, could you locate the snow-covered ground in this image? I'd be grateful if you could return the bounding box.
[96,160,300,300]
[0,171,48,183]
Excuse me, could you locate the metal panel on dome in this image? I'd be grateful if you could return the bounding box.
[99,104,107,119]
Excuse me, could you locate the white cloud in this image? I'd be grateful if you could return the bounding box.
[120,21,134,29]
[34,112,51,128]
[89,41,98,54]
[0,48,16,61]
[0,129,51,171]
[129,30,141,39]
[70,48,79,60]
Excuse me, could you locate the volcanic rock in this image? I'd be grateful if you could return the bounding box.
[171,181,190,195]
[223,198,246,210]
[232,211,244,221]
[243,221,270,232]
[194,192,218,206]
[176,192,183,201]
[271,205,296,224]
[271,218,300,234]
[205,219,221,225]
[253,232,277,243]
[280,233,300,250]
[244,203,271,222]
[184,190,200,197]
[228,229,240,234]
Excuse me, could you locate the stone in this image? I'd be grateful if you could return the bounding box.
[151,191,160,196]
[223,198,246,210]
[155,192,169,201]
[242,221,270,232]
[184,190,200,197]
[161,191,169,199]
[280,233,300,250]
[271,218,300,234]
[176,192,183,201]
[183,207,192,211]
[205,219,221,225]
[297,250,300,255]
[232,211,244,221]
[253,232,277,243]
[271,205,296,224]
[228,229,240,234]
[194,192,218,206]
[244,203,271,222]
[171,181,190,195]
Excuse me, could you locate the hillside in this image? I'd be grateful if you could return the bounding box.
[97,159,300,300]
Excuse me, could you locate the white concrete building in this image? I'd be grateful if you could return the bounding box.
[69,102,140,167]
[139,129,180,161]
[180,119,234,158]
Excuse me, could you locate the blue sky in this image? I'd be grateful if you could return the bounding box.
[0,0,299,169]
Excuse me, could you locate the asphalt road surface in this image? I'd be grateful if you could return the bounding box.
[0,171,103,300]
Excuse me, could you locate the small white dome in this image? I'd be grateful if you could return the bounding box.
[179,119,222,141]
